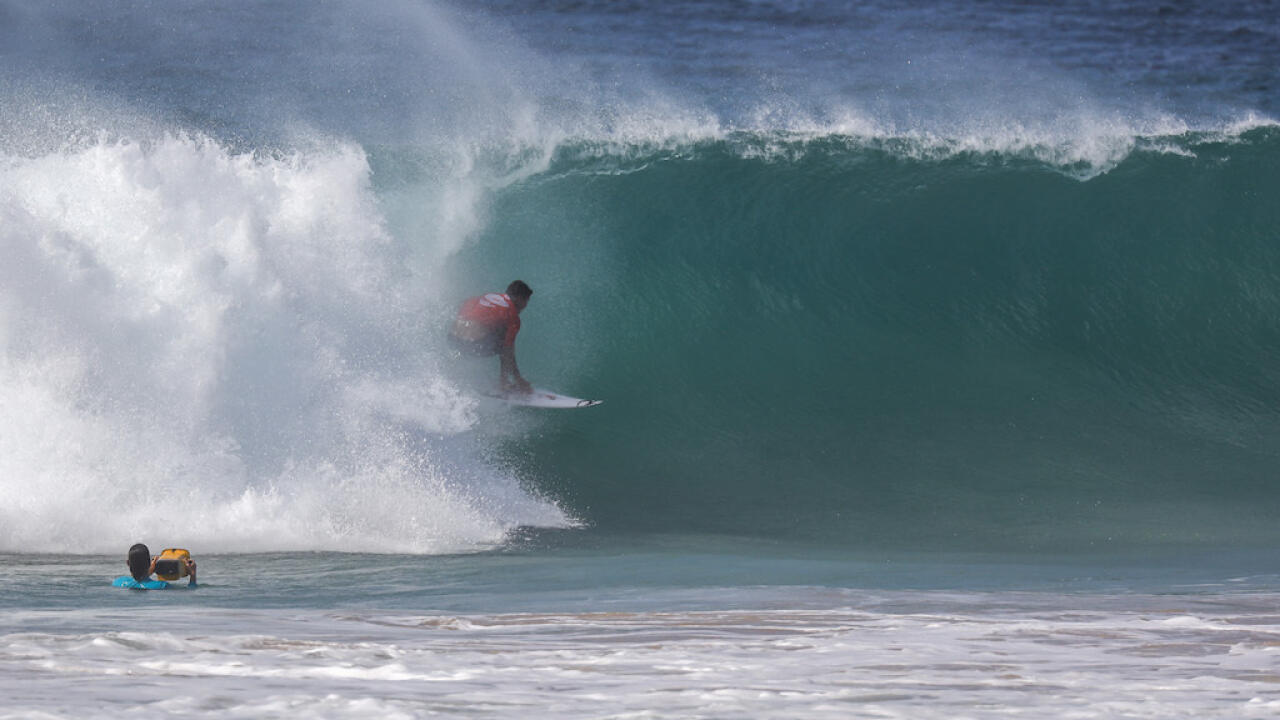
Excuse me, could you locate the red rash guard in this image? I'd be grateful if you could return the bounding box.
[457,292,521,348]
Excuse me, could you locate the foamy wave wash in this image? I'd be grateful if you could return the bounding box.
[0,132,573,554]
[550,106,1278,183]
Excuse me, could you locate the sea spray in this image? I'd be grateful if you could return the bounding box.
[0,133,573,553]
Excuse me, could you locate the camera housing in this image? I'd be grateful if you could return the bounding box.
[154,548,191,581]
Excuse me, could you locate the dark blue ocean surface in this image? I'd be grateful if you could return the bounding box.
[475,0,1279,122]
[2,0,1275,144]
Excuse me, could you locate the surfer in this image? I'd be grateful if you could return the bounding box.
[111,543,198,589]
[449,280,534,395]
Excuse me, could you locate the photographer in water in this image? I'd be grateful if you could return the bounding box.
[111,543,198,589]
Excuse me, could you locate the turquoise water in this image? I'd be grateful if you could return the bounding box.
[6,539,1280,614]
[454,129,1280,551]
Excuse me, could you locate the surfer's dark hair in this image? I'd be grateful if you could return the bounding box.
[127,543,151,582]
[507,280,532,300]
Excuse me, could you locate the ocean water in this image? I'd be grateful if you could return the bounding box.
[2,0,1279,716]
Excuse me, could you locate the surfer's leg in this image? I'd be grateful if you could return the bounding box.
[448,332,498,358]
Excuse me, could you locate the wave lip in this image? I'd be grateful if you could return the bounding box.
[542,110,1279,181]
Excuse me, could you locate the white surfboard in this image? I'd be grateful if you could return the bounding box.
[489,387,602,409]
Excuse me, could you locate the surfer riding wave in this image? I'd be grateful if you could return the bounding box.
[449,280,534,395]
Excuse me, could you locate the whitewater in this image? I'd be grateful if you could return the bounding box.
[2,0,1280,716]
[0,132,576,554]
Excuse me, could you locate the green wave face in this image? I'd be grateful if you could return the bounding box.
[453,127,1280,552]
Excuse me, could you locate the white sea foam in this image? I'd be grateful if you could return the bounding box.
[3,594,1278,718]
[546,103,1277,182]
[0,132,572,554]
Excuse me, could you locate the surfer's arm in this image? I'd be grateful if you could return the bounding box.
[499,344,532,394]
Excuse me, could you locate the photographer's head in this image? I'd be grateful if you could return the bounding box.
[127,543,151,582]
